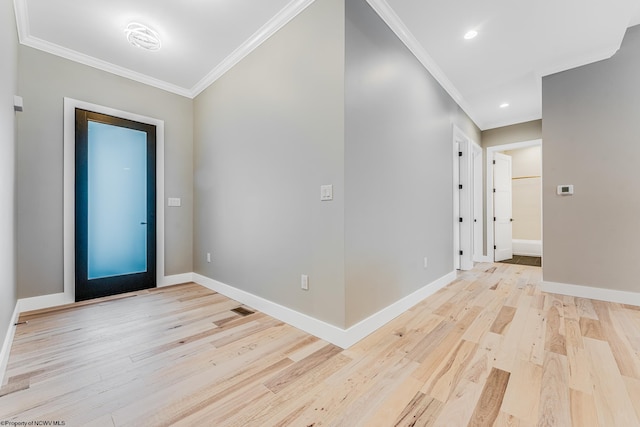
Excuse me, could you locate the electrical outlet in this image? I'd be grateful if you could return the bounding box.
[301,274,309,290]
[424,257,428,268]
[207,253,211,263]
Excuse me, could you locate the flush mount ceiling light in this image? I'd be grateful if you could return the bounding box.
[499,102,510,108]
[125,22,161,51]
[463,30,478,40]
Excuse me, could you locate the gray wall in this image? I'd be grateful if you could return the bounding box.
[482,119,542,148]
[193,0,346,327]
[17,46,193,298]
[542,25,640,291]
[344,0,480,326]
[0,0,19,348]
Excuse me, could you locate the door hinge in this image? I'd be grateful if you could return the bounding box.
[459,217,463,223]
[493,217,496,221]
[493,160,496,165]
[494,245,497,250]
[493,188,496,193]
[459,250,463,255]
[459,184,463,190]
[458,151,463,157]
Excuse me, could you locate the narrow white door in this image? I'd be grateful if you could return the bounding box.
[458,140,473,270]
[493,152,513,261]
[473,146,483,262]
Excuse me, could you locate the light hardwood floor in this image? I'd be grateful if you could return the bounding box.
[2,263,640,426]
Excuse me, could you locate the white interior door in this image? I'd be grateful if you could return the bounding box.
[458,140,473,270]
[493,152,513,262]
[473,145,483,262]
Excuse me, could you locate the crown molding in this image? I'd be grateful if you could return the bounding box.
[12,0,315,99]
[18,33,192,98]
[13,0,30,42]
[23,36,192,97]
[189,0,316,97]
[14,0,481,120]
[13,0,191,97]
[365,0,483,129]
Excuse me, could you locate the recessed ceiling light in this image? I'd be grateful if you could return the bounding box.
[500,102,510,108]
[464,30,478,40]
[125,22,161,51]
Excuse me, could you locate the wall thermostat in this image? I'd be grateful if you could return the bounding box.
[557,184,574,196]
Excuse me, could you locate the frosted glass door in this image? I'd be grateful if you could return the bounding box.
[75,108,156,302]
[88,121,147,279]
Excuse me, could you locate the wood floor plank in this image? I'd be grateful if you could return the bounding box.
[623,375,640,423]
[570,388,600,427]
[494,411,531,427]
[544,303,567,356]
[579,317,605,341]
[263,343,342,394]
[537,351,571,426]
[592,300,640,379]
[493,294,533,372]
[328,357,419,427]
[501,358,542,423]
[584,337,640,426]
[4,266,640,426]
[461,295,505,344]
[429,332,503,426]
[566,343,592,394]
[360,375,423,427]
[490,305,517,335]
[411,306,482,382]
[236,352,354,427]
[516,307,546,365]
[391,391,442,427]
[421,339,477,402]
[467,367,511,427]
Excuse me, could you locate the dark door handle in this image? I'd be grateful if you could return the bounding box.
[140,222,147,225]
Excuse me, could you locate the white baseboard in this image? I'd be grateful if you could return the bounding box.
[18,274,194,314]
[541,280,640,306]
[18,292,74,313]
[513,239,542,257]
[0,301,20,386]
[193,270,456,349]
[158,273,194,287]
[341,270,457,348]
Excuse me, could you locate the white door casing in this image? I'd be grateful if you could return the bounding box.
[493,152,513,262]
[453,125,475,271]
[486,139,541,263]
[472,145,483,262]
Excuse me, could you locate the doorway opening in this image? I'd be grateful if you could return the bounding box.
[453,125,482,271]
[64,98,166,302]
[486,139,542,266]
[75,109,157,301]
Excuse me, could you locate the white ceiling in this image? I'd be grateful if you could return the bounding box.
[13,0,640,130]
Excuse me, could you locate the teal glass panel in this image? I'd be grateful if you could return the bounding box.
[88,121,147,279]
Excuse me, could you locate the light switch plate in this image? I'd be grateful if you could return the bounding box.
[14,95,23,112]
[320,185,333,201]
[168,197,182,207]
